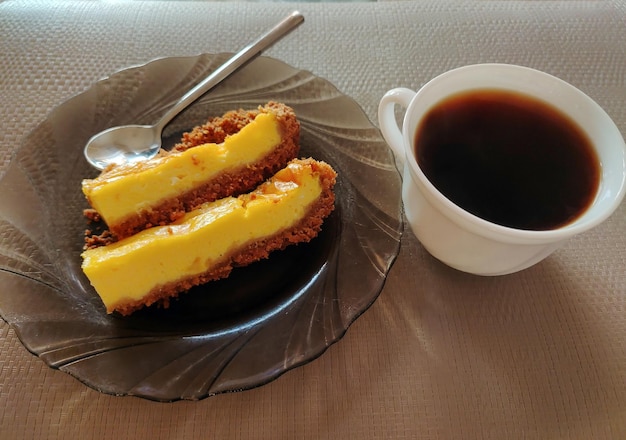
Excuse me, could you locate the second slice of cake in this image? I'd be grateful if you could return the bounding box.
[81,158,337,316]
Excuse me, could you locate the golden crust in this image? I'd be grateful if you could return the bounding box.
[106,102,300,239]
[110,159,337,316]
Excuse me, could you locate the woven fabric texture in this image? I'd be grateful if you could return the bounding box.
[1,1,625,439]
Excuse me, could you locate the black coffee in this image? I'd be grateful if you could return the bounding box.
[414,89,600,230]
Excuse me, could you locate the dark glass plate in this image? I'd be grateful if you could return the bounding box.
[0,54,403,401]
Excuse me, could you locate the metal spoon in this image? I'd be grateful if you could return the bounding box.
[84,11,304,170]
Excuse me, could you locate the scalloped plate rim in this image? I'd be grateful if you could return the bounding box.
[0,53,404,401]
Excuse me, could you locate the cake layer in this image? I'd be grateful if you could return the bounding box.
[81,158,337,315]
[82,102,299,239]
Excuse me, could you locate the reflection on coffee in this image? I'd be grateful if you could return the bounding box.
[414,89,600,230]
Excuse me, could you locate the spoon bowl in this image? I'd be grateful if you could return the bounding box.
[84,11,304,170]
[85,124,163,169]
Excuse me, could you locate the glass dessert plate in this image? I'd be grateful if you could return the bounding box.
[0,54,403,401]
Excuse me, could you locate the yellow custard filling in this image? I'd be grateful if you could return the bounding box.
[81,161,323,313]
[81,112,282,226]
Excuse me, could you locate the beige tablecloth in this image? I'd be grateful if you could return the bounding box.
[1,1,625,438]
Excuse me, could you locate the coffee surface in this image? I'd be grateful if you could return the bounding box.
[414,89,600,230]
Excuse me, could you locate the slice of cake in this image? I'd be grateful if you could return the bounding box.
[82,102,299,239]
[81,158,337,316]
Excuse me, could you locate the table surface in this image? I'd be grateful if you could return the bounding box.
[1,1,626,439]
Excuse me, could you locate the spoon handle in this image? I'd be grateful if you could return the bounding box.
[155,11,304,131]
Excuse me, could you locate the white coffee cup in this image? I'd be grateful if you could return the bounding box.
[378,63,626,275]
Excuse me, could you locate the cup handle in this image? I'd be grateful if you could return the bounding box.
[378,88,416,167]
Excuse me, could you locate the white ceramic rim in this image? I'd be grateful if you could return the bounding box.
[403,63,626,244]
